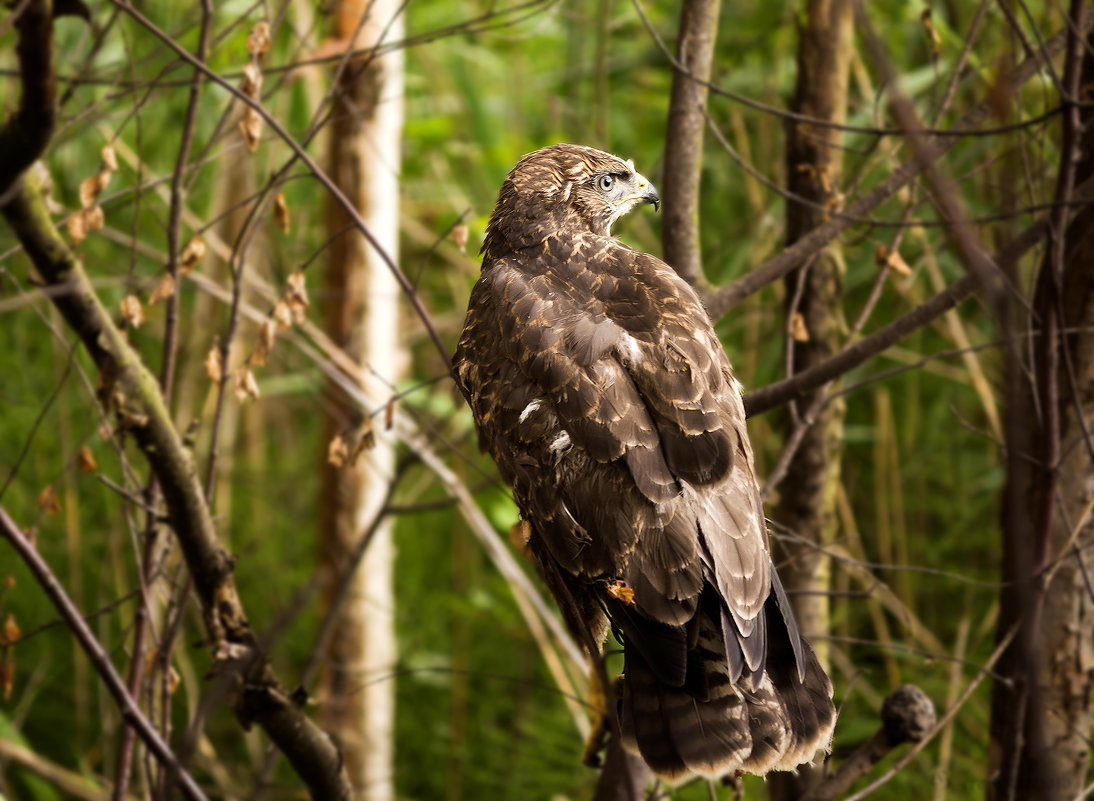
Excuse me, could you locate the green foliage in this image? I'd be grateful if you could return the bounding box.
[0,0,1076,799]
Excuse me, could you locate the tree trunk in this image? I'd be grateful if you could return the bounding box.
[987,18,1094,801]
[661,0,721,286]
[769,1,852,798]
[318,3,405,799]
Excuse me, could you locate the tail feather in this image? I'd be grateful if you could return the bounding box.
[619,582,835,780]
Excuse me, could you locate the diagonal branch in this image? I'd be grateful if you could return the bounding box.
[0,504,208,801]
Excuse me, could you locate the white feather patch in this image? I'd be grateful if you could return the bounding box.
[519,399,544,423]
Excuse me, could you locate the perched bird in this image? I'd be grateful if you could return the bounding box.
[453,144,835,779]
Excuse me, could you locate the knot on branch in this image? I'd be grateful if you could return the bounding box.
[881,684,936,746]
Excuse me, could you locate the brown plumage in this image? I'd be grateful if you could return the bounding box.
[454,144,835,779]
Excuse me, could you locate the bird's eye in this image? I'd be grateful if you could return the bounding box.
[596,174,614,193]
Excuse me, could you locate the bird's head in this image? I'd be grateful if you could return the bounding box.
[482,144,660,256]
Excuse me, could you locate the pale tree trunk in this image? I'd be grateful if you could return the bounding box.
[987,17,1093,801]
[768,1,852,799]
[318,2,405,799]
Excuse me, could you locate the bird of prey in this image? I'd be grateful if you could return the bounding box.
[453,144,835,779]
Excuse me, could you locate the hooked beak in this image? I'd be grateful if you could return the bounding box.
[635,172,660,211]
[616,172,660,212]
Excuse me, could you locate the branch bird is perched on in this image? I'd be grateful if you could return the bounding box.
[454,144,835,779]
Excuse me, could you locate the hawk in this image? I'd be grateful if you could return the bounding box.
[454,144,835,779]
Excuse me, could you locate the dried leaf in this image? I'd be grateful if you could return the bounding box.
[3,615,19,645]
[450,224,468,254]
[120,294,144,328]
[876,245,913,277]
[166,664,180,695]
[79,171,111,208]
[67,210,88,244]
[148,272,176,305]
[180,237,206,273]
[234,367,260,402]
[273,299,294,330]
[606,580,635,605]
[251,319,276,366]
[204,343,224,383]
[239,107,263,152]
[76,446,98,474]
[285,271,309,323]
[273,192,290,233]
[37,485,60,516]
[101,143,118,172]
[247,21,271,57]
[384,396,396,430]
[240,62,263,98]
[327,433,349,467]
[351,417,376,462]
[84,204,104,232]
[790,312,810,342]
[0,657,12,702]
[921,8,942,54]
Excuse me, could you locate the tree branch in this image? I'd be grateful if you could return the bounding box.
[0,504,208,801]
[702,11,1092,320]
[0,0,55,201]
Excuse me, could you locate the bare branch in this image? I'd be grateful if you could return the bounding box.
[0,504,208,801]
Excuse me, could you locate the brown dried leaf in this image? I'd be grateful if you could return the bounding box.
[273,191,290,233]
[273,299,294,330]
[606,580,635,605]
[359,417,377,451]
[327,432,349,467]
[79,171,111,208]
[349,417,376,465]
[37,485,60,516]
[384,396,395,430]
[3,615,20,645]
[76,446,98,474]
[876,245,913,277]
[166,664,180,695]
[84,204,104,232]
[239,107,263,152]
[450,224,469,254]
[251,319,276,366]
[887,250,913,277]
[240,62,263,98]
[204,343,224,383]
[790,312,810,342]
[120,294,144,329]
[285,271,309,323]
[247,21,271,57]
[101,143,118,173]
[180,237,206,273]
[148,272,176,305]
[921,8,942,53]
[234,367,260,402]
[67,210,88,244]
[0,658,12,702]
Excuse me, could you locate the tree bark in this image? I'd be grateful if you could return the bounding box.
[768,1,852,798]
[988,13,1094,801]
[318,3,405,799]
[661,0,721,286]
